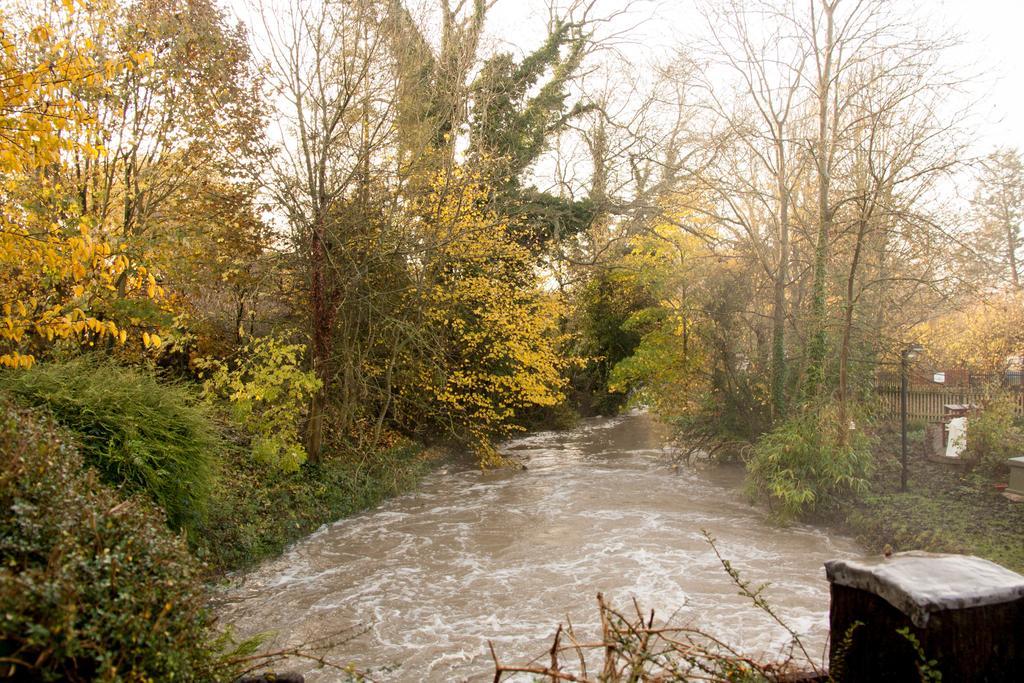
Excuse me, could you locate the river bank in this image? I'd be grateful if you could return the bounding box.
[218,411,860,682]
[838,421,1024,573]
[0,389,449,681]
[194,439,441,573]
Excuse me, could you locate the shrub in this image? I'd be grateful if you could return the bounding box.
[197,334,320,472]
[746,403,874,520]
[0,402,222,681]
[965,389,1024,475]
[193,437,432,571]
[0,359,218,530]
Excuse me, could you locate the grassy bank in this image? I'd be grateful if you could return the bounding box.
[840,422,1024,573]
[193,440,438,572]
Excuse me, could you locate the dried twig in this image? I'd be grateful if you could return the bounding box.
[565,615,589,679]
[490,536,823,682]
[221,625,377,682]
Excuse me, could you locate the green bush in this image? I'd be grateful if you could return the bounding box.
[197,334,320,472]
[0,403,222,681]
[965,389,1024,475]
[0,359,218,530]
[746,403,874,520]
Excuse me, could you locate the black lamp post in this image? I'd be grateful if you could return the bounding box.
[900,343,924,492]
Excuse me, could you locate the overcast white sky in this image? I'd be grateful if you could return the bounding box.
[937,0,1024,153]
[228,0,1024,156]
[487,0,1024,156]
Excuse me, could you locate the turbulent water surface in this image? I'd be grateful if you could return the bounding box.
[218,411,860,681]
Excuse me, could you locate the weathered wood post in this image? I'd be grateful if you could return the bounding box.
[1007,456,1024,495]
[825,551,1024,681]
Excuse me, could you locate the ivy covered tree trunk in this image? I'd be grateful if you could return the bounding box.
[837,217,868,444]
[803,0,835,405]
[305,211,334,466]
[771,137,790,422]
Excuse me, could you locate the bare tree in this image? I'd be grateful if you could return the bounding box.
[259,0,397,461]
[971,148,1024,291]
[696,0,807,420]
[830,50,967,434]
[690,0,967,431]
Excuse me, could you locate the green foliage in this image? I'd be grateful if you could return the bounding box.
[198,334,321,472]
[469,21,592,252]
[697,263,771,442]
[897,627,943,682]
[582,223,772,444]
[609,305,706,415]
[829,621,864,683]
[965,389,1024,475]
[571,223,717,420]
[0,359,218,531]
[0,402,222,682]
[193,439,434,571]
[505,187,595,253]
[470,20,587,184]
[568,267,652,414]
[746,403,874,520]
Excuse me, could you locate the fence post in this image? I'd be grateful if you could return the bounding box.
[900,352,909,492]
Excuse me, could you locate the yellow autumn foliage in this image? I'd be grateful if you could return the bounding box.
[606,216,714,415]
[0,1,158,366]
[412,169,567,454]
[918,291,1024,373]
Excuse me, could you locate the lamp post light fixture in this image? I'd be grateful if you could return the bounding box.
[900,343,924,492]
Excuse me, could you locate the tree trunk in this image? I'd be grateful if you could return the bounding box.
[306,387,325,466]
[828,582,1024,682]
[838,216,869,443]
[803,0,835,404]
[1008,219,1021,289]
[771,136,790,421]
[305,210,332,465]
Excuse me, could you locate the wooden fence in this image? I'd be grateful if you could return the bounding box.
[875,384,1024,420]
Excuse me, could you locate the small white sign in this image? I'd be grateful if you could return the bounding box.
[933,372,945,384]
[946,417,967,459]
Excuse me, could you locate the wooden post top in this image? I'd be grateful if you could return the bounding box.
[825,551,1024,628]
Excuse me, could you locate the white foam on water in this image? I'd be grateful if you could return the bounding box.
[217,412,860,682]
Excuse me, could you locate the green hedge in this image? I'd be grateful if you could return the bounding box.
[0,402,223,681]
[0,360,218,530]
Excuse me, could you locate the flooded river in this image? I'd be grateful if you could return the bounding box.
[218,411,861,681]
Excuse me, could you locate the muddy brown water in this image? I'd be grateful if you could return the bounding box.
[217,411,861,681]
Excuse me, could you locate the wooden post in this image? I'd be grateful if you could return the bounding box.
[900,350,909,492]
[826,552,1024,682]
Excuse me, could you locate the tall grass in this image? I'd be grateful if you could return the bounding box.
[0,359,219,530]
[746,402,874,521]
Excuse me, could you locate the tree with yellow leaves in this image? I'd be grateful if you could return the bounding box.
[919,291,1024,375]
[606,223,711,416]
[405,170,567,459]
[0,0,160,367]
